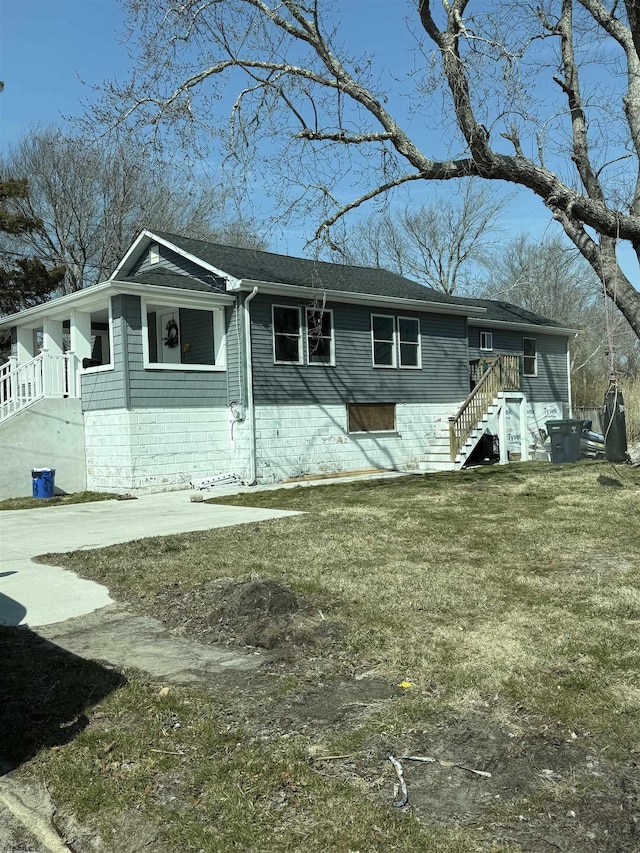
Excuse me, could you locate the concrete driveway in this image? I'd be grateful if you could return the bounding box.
[0,491,300,628]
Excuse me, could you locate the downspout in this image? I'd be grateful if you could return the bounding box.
[243,286,259,485]
[566,335,575,418]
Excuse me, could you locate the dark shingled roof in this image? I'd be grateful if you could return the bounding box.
[457,298,569,328]
[151,230,463,306]
[141,230,570,329]
[122,267,222,293]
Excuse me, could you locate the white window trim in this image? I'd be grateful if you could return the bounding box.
[371,313,397,369]
[81,302,115,374]
[480,331,493,352]
[523,336,538,377]
[141,298,226,372]
[272,304,303,365]
[305,307,335,366]
[398,316,422,369]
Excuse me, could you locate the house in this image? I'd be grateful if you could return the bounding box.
[0,230,576,499]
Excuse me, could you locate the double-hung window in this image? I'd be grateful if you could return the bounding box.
[523,337,537,377]
[480,331,493,352]
[273,305,303,363]
[398,317,421,368]
[372,314,421,368]
[306,308,334,365]
[371,314,396,367]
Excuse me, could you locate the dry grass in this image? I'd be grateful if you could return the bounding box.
[23,461,640,851]
[621,376,640,441]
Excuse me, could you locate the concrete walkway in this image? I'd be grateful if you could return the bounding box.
[0,490,300,628]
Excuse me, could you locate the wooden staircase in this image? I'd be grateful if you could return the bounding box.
[448,354,522,468]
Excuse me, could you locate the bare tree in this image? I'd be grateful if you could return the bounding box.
[333,182,506,293]
[0,127,265,291]
[480,233,640,401]
[93,0,640,337]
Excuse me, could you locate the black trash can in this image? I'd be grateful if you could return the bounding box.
[545,420,583,464]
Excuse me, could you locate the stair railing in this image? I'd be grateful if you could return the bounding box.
[0,351,78,422]
[448,354,521,460]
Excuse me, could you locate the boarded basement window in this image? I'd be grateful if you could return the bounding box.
[348,403,396,433]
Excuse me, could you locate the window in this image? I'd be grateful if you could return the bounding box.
[143,301,225,370]
[348,403,396,433]
[372,314,396,367]
[398,317,421,367]
[480,331,493,351]
[523,337,537,376]
[273,305,302,363]
[372,314,421,368]
[306,308,334,365]
[149,243,160,265]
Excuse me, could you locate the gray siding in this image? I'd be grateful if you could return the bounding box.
[250,294,469,406]
[81,295,127,411]
[133,244,225,289]
[225,302,244,406]
[468,325,569,404]
[125,296,228,408]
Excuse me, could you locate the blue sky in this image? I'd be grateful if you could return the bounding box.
[0,0,127,143]
[0,0,630,275]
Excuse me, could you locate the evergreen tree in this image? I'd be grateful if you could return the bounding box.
[0,177,65,316]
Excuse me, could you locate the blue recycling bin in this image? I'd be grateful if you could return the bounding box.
[32,468,56,499]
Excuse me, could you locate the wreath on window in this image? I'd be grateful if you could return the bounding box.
[163,319,179,348]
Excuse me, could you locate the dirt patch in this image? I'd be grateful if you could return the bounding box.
[152,576,346,657]
[313,713,640,852]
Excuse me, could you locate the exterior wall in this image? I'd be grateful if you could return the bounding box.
[250,294,469,406]
[0,398,86,499]
[84,406,251,493]
[468,325,570,405]
[253,401,454,483]
[132,243,225,289]
[225,301,244,408]
[83,294,230,412]
[81,294,128,411]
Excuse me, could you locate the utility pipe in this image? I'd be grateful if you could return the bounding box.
[243,286,259,484]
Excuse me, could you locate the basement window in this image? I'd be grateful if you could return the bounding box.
[348,402,396,433]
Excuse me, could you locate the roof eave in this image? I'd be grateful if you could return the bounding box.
[110,280,235,305]
[0,281,115,328]
[469,317,578,336]
[230,279,487,316]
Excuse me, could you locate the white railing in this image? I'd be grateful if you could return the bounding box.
[0,351,78,422]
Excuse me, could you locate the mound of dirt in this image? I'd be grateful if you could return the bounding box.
[153,576,346,655]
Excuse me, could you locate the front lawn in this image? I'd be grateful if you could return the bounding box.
[15,462,640,852]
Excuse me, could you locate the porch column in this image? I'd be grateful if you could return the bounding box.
[498,401,509,465]
[69,309,92,365]
[69,310,92,398]
[42,318,64,356]
[519,395,529,462]
[15,326,35,362]
[42,319,65,397]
